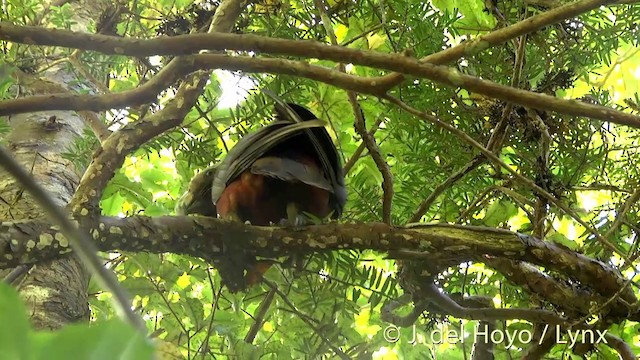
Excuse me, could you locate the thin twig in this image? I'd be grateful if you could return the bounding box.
[604,188,640,239]
[604,334,636,360]
[342,116,384,175]
[2,264,31,285]
[348,93,393,224]
[314,0,394,224]
[409,156,486,223]
[244,288,276,344]
[262,279,350,360]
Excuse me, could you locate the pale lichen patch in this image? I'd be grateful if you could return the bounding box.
[325,236,338,245]
[99,223,105,230]
[307,238,321,248]
[20,285,51,302]
[447,69,464,87]
[26,240,36,250]
[464,39,490,55]
[109,226,123,234]
[115,137,128,154]
[256,238,268,247]
[39,233,54,247]
[282,237,294,244]
[55,233,69,248]
[92,229,100,239]
[531,249,544,258]
[419,240,431,249]
[444,245,469,252]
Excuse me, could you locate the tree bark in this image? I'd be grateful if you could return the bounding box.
[0,0,112,330]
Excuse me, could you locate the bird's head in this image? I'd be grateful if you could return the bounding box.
[175,165,218,217]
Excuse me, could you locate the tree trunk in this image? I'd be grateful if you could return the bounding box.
[0,0,112,330]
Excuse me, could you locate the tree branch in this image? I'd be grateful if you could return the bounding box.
[2,16,640,127]
[0,55,389,116]
[374,0,618,91]
[0,217,636,308]
[422,282,565,324]
[0,58,191,114]
[486,258,628,319]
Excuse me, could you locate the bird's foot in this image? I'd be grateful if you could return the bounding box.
[277,214,307,228]
[276,202,308,229]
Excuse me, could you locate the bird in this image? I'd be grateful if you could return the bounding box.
[176,93,346,291]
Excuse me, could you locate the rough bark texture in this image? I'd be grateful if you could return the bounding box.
[1,98,90,331]
[0,0,112,330]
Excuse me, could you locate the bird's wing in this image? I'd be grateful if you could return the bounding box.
[262,90,347,214]
[211,119,326,204]
[250,156,333,191]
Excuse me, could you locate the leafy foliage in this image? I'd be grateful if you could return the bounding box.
[0,283,154,360]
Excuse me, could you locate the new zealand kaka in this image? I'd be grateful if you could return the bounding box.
[176,94,346,291]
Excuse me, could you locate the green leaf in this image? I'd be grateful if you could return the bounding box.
[0,283,30,360]
[30,320,154,360]
[100,192,126,216]
[482,200,518,227]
